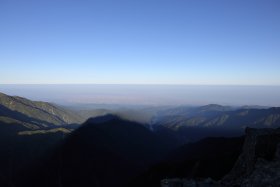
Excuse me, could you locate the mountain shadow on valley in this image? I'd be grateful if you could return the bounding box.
[18,115,178,187]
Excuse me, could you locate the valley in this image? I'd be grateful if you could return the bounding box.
[0,92,279,187]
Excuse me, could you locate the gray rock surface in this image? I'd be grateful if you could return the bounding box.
[162,127,280,187]
[221,127,280,187]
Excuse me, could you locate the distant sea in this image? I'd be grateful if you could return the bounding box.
[0,84,280,107]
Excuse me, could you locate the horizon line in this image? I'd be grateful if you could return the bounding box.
[1,83,280,87]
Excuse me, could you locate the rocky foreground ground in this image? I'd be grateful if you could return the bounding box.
[162,127,280,187]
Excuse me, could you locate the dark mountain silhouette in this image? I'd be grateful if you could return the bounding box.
[133,127,280,187]
[127,136,244,187]
[0,120,65,187]
[18,115,178,187]
[1,92,280,187]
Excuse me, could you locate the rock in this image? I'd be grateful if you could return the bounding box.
[160,178,220,187]
[161,127,280,187]
[221,127,280,187]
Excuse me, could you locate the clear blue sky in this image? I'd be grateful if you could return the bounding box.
[1,0,279,85]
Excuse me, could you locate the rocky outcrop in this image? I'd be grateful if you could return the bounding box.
[161,178,220,187]
[161,127,280,187]
[221,127,280,187]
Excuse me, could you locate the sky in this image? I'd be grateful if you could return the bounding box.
[0,0,280,85]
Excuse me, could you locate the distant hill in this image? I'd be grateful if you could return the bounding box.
[151,105,280,141]
[154,106,280,130]
[0,91,279,187]
[0,92,83,130]
[152,104,234,128]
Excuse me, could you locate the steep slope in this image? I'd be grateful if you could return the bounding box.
[203,107,280,128]
[155,106,280,129]
[221,127,280,187]
[153,104,233,127]
[153,106,280,141]
[156,127,280,187]
[20,115,177,187]
[0,92,83,129]
[0,119,66,187]
[128,136,244,187]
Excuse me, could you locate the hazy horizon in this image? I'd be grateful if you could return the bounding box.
[1,84,280,107]
[1,1,280,106]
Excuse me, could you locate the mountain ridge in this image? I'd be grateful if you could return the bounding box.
[19,115,179,187]
[0,92,83,129]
